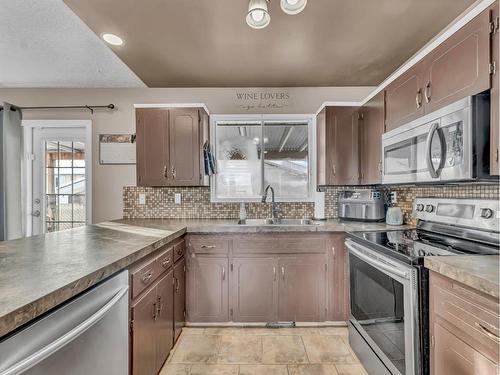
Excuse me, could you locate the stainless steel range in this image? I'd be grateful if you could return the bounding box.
[346,198,500,375]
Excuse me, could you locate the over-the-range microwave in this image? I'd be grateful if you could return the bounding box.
[382,93,497,184]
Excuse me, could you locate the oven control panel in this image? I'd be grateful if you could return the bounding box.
[413,198,500,232]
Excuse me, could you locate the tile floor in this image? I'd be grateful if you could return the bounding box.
[160,327,368,375]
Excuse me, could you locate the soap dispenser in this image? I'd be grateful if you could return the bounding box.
[239,202,247,222]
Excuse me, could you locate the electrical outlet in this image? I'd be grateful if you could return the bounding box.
[138,193,146,205]
[174,193,182,205]
[390,192,397,204]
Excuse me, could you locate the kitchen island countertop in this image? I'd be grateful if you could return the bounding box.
[0,218,409,338]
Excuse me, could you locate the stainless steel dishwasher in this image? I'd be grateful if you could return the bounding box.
[0,270,129,375]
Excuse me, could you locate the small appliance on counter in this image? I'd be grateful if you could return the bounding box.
[386,204,403,225]
[338,189,386,222]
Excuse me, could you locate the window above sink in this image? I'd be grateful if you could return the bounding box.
[210,115,315,202]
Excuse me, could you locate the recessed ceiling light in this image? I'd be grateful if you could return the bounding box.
[281,0,307,15]
[246,0,270,29]
[102,33,124,46]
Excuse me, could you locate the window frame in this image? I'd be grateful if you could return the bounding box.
[210,114,316,203]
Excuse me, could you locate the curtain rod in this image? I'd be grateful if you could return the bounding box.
[1,104,115,114]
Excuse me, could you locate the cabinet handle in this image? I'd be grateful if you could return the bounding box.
[378,160,383,175]
[157,297,162,315]
[273,266,276,281]
[416,89,423,109]
[164,165,168,178]
[152,302,157,321]
[475,322,500,342]
[172,166,176,179]
[281,266,285,280]
[141,271,153,284]
[201,245,216,249]
[424,82,431,103]
[162,258,171,268]
[177,249,183,255]
[222,267,226,281]
[332,165,336,176]
[175,277,180,293]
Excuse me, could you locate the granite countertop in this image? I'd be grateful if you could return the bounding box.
[0,218,409,338]
[425,256,500,299]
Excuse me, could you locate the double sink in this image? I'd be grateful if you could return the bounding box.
[237,218,318,226]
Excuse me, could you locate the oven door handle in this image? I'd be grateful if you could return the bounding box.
[346,242,410,280]
[425,122,440,179]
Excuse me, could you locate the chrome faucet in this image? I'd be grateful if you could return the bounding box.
[261,185,280,223]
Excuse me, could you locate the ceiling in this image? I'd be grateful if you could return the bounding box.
[0,0,144,88]
[64,0,476,88]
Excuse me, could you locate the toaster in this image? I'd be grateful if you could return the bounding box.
[338,189,386,222]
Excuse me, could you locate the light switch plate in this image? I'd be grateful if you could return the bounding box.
[174,193,182,205]
[138,193,146,205]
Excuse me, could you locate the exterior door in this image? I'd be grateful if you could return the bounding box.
[360,92,385,184]
[432,323,498,375]
[278,255,327,322]
[32,125,90,235]
[136,108,169,186]
[155,272,174,372]
[173,258,186,342]
[327,107,360,185]
[423,8,491,114]
[187,256,228,322]
[385,64,426,131]
[169,108,200,186]
[231,257,278,322]
[131,286,157,375]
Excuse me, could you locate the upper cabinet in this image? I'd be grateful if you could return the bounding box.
[136,107,209,187]
[490,2,499,176]
[360,91,385,185]
[385,6,494,133]
[317,106,360,186]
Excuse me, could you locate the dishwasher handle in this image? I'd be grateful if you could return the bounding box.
[0,285,129,375]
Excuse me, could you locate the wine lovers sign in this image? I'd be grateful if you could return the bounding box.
[235,90,290,111]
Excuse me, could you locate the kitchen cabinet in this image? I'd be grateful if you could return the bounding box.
[278,255,327,322]
[135,107,208,187]
[385,64,426,131]
[317,106,360,186]
[360,91,385,184]
[187,256,229,322]
[131,271,174,375]
[491,2,499,176]
[328,234,348,321]
[231,257,277,322]
[429,271,500,375]
[173,257,186,343]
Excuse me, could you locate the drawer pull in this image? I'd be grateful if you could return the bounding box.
[141,272,153,284]
[475,322,500,342]
[201,245,216,249]
[177,249,183,255]
[162,258,171,267]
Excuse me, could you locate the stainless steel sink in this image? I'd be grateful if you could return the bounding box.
[237,218,318,226]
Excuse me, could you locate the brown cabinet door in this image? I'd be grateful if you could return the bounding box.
[231,257,278,322]
[155,271,174,372]
[131,285,157,375]
[423,8,491,114]
[326,107,360,185]
[169,108,201,186]
[278,255,327,322]
[135,108,169,186]
[432,323,498,375]
[173,257,186,343]
[385,64,426,131]
[491,2,499,176]
[187,256,229,322]
[327,235,348,321]
[316,107,329,186]
[360,92,385,184]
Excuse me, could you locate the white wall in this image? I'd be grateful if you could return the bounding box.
[0,87,373,223]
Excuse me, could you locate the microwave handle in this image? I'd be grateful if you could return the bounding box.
[426,122,440,178]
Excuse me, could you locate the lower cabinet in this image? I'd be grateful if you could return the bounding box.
[187,256,229,322]
[173,258,186,342]
[131,271,173,375]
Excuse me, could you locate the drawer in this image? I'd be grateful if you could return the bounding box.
[173,239,186,262]
[156,246,173,273]
[130,257,157,300]
[233,234,327,254]
[188,236,230,254]
[431,273,500,363]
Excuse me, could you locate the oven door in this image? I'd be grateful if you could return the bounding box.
[346,240,419,375]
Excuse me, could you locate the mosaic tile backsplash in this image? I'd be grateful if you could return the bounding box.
[123,184,499,224]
